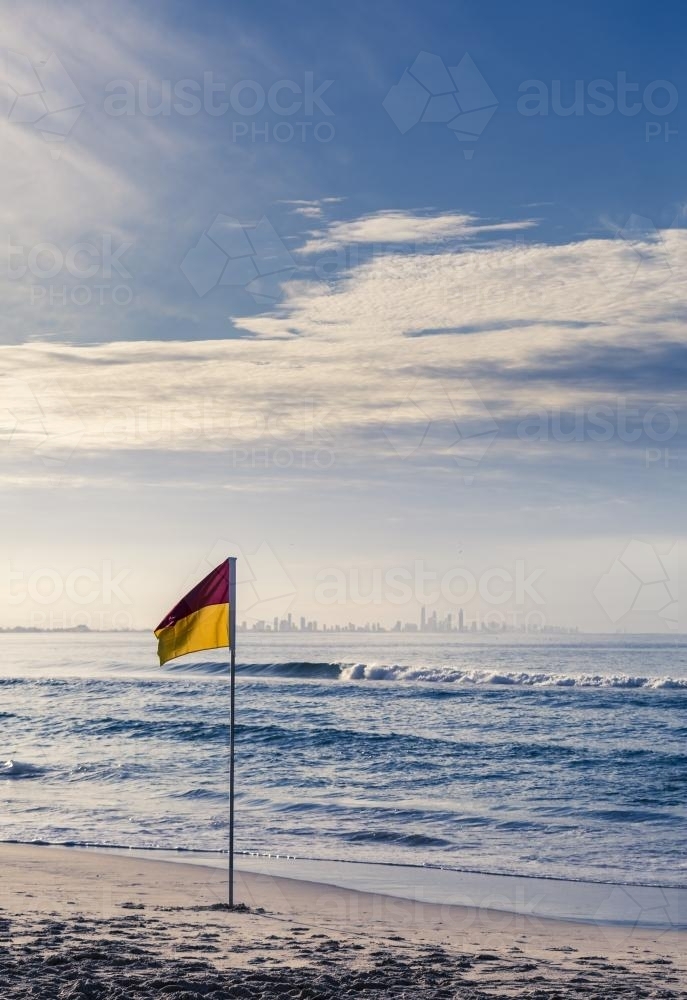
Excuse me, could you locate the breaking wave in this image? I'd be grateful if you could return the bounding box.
[1,759,44,779]
[180,660,687,689]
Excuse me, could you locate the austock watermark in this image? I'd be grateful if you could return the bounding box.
[1,560,134,630]
[1,49,85,157]
[516,398,680,467]
[4,561,131,605]
[592,884,681,945]
[287,877,681,946]
[7,234,134,307]
[190,539,296,626]
[1,380,335,472]
[4,44,678,162]
[596,214,676,299]
[3,47,336,148]
[517,72,678,141]
[16,609,134,630]
[159,545,546,636]
[104,71,335,143]
[383,51,498,159]
[231,860,681,950]
[384,50,678,154]
[91,396,335,470]
[181,215,296,302]
[381,380,498,485]
[0,377,84,466]
[314,557,547,631]
[594,540,679,630]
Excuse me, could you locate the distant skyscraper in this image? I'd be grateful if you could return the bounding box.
[420,606,426,631]
[459,608,464,631]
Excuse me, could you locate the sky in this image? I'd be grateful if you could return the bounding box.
[0,0,685,634]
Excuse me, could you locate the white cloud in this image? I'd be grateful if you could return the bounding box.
[281,198,345,219]
[2,212,685,491]
[301,209,535,252]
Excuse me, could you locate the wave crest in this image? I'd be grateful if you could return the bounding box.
[236,661,686,689]
[146,659,687,690]
[1,759,44,779]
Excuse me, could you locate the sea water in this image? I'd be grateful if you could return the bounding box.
[1,632,685,889]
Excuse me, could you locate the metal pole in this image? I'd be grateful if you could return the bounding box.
[228,557,237,908]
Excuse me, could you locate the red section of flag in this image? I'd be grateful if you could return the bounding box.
[155,560,229,632]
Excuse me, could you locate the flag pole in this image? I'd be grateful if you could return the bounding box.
[227,556,237,908]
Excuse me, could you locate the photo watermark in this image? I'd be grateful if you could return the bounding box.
[7,234,134,308]
[383,51,498,159]
[381,380,498,484]
[594,540,679,629]
[0,559,133,631]
[0,377,85,467]
[189,540,296,627]
[181,215,295,303]
[1,49,85,158]
[104,71,335,143]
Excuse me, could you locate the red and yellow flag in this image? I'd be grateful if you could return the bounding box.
[155,560,233,666]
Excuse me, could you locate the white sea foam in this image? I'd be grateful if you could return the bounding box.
[1,759,43,778]
[338,664,687,688]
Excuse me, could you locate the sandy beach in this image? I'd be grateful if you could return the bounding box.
[0,844,684,998]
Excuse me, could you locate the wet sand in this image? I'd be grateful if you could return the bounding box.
[0,844,684,998]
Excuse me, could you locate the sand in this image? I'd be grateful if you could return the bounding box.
[0,844,684,998]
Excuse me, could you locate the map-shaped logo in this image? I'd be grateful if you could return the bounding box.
[594,540,679,629]
[190,539,296,624]
[0,377,84,467]
[0,50,85,158]
[381,379,498,484]
[594,884,681,944]
[596,214,674,298]
[383,51,497,158]
[181,215,296,304]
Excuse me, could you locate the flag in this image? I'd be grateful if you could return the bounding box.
[155,560,233,666]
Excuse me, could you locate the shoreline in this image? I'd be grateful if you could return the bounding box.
[3,840,683,929]
[0,844,684,998]
[82,846,687,930]
[7,838,683,888]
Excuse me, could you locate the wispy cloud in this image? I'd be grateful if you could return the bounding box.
[0,0,333,345]
[2,211,685,507]
[280,198,345,219]
[301,209,535,252]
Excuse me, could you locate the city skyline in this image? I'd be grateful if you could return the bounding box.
[237,606,579,634]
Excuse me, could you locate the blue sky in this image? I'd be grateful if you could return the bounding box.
[0,0,684,633]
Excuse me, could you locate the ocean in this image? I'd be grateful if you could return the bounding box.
[1,632,685,889]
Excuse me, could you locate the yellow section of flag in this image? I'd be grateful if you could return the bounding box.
[155,603,229,667]
[154,560,231,666]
